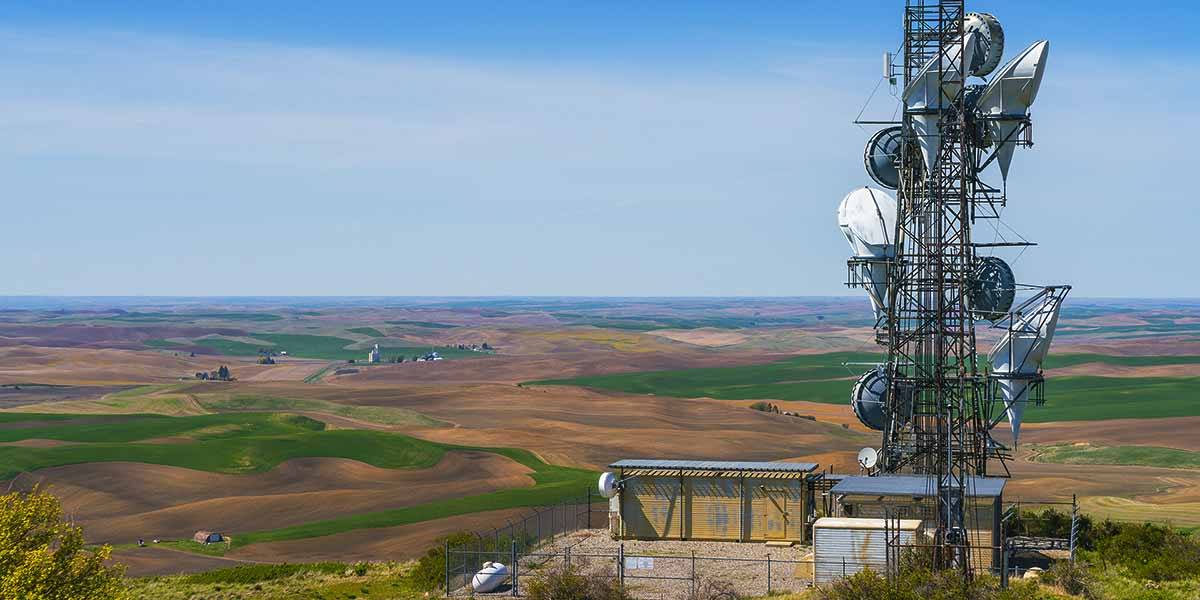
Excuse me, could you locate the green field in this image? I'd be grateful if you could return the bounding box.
[527,351,875,400]
[1026,376,1200,422]
[193,333,483,360]
[0,411,595,552]
[528,353,1200,422]
[142,339,186,348]
[385,320,459,329]
[103,311,282,323]
[346,327,385,337]
[199,395,447,427]
[1029,443,1200,469]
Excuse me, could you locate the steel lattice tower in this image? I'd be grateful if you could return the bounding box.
[880,0,989,572]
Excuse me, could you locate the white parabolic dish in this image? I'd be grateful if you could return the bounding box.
[598,471,619,499]
[472,562,510,593]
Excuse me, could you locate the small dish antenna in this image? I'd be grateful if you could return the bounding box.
[964,13,1004,77]
[857,447,880,471]
[969,256,1016,322]
[598,471,620,499]
[863,126,902,190]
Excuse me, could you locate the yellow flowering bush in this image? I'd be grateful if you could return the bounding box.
[0,487,127,600]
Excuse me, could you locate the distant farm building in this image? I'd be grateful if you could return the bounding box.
[193,531,224,544]
[608,459,816,544]
[368,344,381,363]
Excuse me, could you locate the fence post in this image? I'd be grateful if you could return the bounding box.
[537,507,542,542]
[767,553,772,596]
[1069,494,1078,569]
[691,551,696,598]
[511,539,518,597]
[444,540,451,594]
[587,488,593,529]
[618,543,625,588]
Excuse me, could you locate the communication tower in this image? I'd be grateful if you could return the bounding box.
[839,0,1070,575]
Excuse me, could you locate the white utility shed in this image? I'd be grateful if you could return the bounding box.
[813,517,923,583]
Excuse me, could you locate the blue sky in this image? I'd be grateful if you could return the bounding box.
[2,1,1197,296]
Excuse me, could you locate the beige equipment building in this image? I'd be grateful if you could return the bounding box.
[829,475,1006,572]
[608,459,818,544]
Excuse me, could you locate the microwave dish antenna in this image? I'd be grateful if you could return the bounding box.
[857,447,880,471]
[864,126,903,189]
[969,256,1016,322]
[964,12,1004,76]
[598,472,620,499]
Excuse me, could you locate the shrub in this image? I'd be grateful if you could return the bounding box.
[406,531,476,591]
[749,401,778,413]
[815,566,1052,600]
[0,486,127,600]
[525,562,633,600]
[182,562,347,584]
[684,577,740,600]
[1039,561,1098,599]
[1097,522,1200,582]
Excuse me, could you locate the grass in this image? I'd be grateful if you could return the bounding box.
[126,560,422,600]
[346,327,385,337]
[1028,443,1200,469]
[199,394,448,428]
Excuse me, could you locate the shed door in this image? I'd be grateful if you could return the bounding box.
[624,477,681,539]
[762,488,788,540]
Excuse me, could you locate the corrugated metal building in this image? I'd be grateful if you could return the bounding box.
[610,460,818,543]
[813,517,924,583]
[830,475,1005,572]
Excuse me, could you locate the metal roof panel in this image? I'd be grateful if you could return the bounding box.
[830,475,1006,498]
[610,459,818,473]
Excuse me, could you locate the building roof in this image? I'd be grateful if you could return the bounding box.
[814,517,923,531]
[831,475,1006,498]
[610,459,818,473]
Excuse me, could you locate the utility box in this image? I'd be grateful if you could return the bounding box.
[813,517,923,583]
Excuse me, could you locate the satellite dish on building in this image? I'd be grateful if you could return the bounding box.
[970,256,1016,322]
[964,13,1005,77]
[976,40,1050,180]
[837,188,897,320]
[857,447,880,471]
[863,126,902,190]
[598,471,620,498]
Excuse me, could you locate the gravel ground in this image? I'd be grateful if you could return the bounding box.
[455,529,816,599]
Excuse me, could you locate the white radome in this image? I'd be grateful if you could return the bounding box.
[903,32,978,171]
[976,40,1050,180]
[837,187,897,319]
[990,289,1068,444]
[472,562,510,593]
